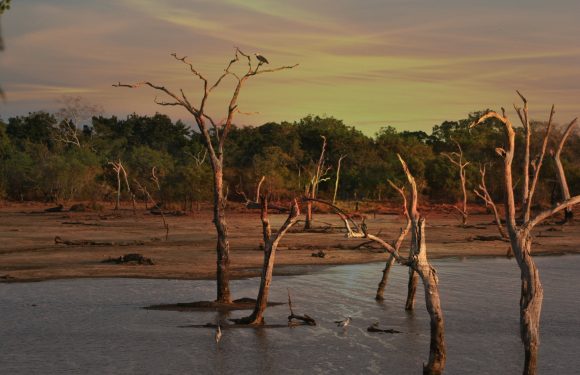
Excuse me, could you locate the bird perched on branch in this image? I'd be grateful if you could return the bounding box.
[254,53,269,64]
[335,316,352,329]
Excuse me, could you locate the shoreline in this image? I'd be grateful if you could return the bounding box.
[1,205,578,284]
[2,250,578,285]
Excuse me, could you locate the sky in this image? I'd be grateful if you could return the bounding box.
[1,0,579,134]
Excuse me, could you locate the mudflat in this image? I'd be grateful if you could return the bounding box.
[0,203,577,283]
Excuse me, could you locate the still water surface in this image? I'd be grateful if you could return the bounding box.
[1,255,580,374]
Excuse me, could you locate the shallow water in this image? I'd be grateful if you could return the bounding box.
[1,255,580,374]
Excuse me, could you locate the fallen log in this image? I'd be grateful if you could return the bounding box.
[54,236,146,246]
[45,204,64,213]
[101,253,154,265]
[367,322,402,334]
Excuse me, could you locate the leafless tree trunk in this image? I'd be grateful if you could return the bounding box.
[474,164,508,239]
[376,181,411,301]
[442,139,470,226]
[233,196,300,325]
[114,49,297,303]
[304,136,330,229]
[332,154,347,205]
[551,119,577,223]
[53,95,104,148]
[108,160,134,212]
[473,93,580,374]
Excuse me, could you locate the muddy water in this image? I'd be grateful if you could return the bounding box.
[1,255,579,374]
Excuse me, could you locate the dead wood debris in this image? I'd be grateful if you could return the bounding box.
[54,236,146,246]
[467,235,509,242]
[367,323,402,334]
[311,249,326,258]
[101,253,154,265]
[287,289,316,326]
[44,204,64,213]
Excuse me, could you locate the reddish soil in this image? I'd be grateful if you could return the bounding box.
[0,202,577,283]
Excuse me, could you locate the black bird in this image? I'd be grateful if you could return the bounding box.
[254,53,269,64]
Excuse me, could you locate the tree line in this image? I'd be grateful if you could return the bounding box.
[0,110,578,207]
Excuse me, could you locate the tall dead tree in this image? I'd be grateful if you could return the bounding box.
[473,164,508,239]
[233,196,300,325]
[551,118,577,223]
[442,139,470,226]
[473,93,580,375]
[332,154,347,205]
[375,181,411,301]
[108,160,135,212]
[54,95,104,148]
[304,135,331,229]
[114,49,297,303]
[310,154,446,374]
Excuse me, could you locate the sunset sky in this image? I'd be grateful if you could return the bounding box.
[1,0,579,134]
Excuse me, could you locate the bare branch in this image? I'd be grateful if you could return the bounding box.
[305,198,407,264]
[524,105,555,221]
[526,195,580,229]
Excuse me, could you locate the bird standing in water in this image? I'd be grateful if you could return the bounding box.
[215,323,222,344]
[335,316,352,329]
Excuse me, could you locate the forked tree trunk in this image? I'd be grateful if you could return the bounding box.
[214,167,231,303]
[235,198,300,325]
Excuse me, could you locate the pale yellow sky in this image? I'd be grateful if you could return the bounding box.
[1,0,579,134]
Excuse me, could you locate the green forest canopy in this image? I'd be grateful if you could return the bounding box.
[1,110,578,208]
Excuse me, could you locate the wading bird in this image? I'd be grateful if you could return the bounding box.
[215,323,222,344]
[334,316,352,328]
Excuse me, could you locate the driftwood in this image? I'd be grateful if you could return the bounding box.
[45,204,64,213]
[54,236,146,246]
[367,323,402,334]
[311,249,326,258]
[62,221,100,226]
[287,289,316,326]
[102,253,154,265]
[467,235,509,242]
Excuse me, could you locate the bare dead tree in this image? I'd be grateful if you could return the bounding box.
[375,180,411,301]
[151,167,169,240]
[232,196,300,325]
[304,135,331,229]
[473,164,508,239]
[114,49,298,303]
[307,154,446,374]
[332,154,347,204]
[442,139,470,226]
[108,160,135,212]
[550,118,577,223]
[473,93,580,374]
[53,95,104,148]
